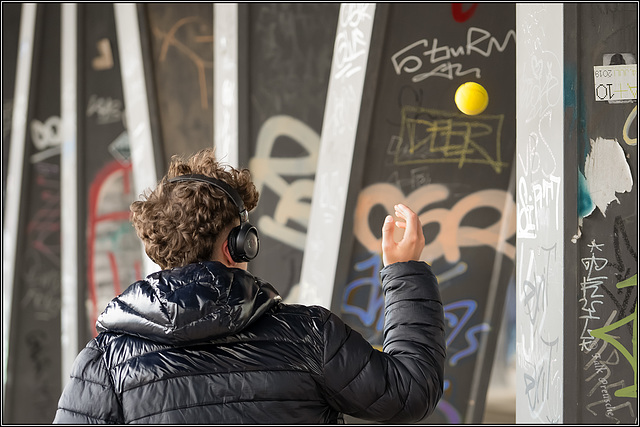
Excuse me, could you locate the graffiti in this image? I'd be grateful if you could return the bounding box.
[589,275,637,399]
[522,336,561,421]
[87,159,143,335]
[21,262,61,322]
[579,240,608,352]
[343,176,511,409]
[586,385,636,422]
[29,116,62,163]
[249,115,320,250]
[92,38,114,70]
[577,220,637,420]
[521,244,557,329]
[13,118,62,418]
[153,16,213,109]
[342,252,490,367]
[22,116,62,322]
[386,166,432,191]
[451,3,478,23]
[520,52,563,126]
[342,253,385,331]
[21,161,61,322]
[435,398,462,423]
[516,94,562,239]
[353,182,515,265]
[326,84,359,151]
[333,3,372,79]
[622,105,637,146]
[610,216,638,284]
[392,106,508,173]
[444,299,490,366]
[86,94,125,126]
[516,13,565,420]
[517,173,562,239]
[342,251,490,425]
[391,27,515,83]
[517,125,558,178]
[584,310,637,421]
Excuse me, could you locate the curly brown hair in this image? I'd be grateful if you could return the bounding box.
[130,149,259,269]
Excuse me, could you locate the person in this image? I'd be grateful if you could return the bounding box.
[53,148,446,424]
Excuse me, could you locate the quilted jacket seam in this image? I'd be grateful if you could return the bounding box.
[120,367,313,393]
[101,346,125,422]
[55,407,120,424]
[128,396,323,422]
[326,348,372,401]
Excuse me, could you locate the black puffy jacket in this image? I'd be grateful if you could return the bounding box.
[53,260,445,424]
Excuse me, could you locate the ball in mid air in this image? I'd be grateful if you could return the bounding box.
[455,82,489,115]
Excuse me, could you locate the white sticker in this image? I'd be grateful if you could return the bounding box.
[593,64,637,101]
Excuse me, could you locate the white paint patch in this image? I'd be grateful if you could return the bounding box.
[584,137,633,217]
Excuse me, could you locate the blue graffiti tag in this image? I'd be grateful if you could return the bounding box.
[342,253,385,331]
[343,253,490,367]
[444,299,491,366]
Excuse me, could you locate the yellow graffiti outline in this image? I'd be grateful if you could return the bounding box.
[623,105,637,146]
[394,106,509,173]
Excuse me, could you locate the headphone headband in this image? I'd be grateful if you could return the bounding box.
[168,174,248,222]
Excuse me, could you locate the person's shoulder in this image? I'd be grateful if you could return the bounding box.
[90,330,169,369]
[272,302,333,322]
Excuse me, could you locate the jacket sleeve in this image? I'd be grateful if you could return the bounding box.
[321,260,446,423]
[53,343,123,424]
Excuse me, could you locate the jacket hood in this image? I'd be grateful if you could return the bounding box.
[96,261,281,344]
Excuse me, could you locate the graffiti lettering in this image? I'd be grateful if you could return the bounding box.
[21,143,61,322]
[578,240,608,352]
[517,173,561,239]
[391,27,515,82]
[30,116,62,163]
[354,182,515,265]
[86,94,125,125]
[342,254,490,367]
[523,337,560,420]
[249,115,319,250]
[342,253,385,331]
[392,106,508,173]
[153,16,213,109]
[87,159,143,335]
[589,274,637,398]
[444,299,490,366]
[334,3,372,79]
[609,215,638,282]
[521,244,557,328]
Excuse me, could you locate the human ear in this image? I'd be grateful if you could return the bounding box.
[221,239,236,267]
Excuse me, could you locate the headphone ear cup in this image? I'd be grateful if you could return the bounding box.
[227,225,241,262]
[227,222,260,263]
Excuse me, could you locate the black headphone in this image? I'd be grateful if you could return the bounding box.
[168,173,260,263]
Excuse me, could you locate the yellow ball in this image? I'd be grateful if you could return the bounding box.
[455,82,489,115]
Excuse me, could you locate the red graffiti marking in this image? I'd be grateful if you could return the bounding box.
[108,252,122,296]
[452,3,478,22]
[87,160,142,335]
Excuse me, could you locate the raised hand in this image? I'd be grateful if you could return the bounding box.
[381,204,425,267]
